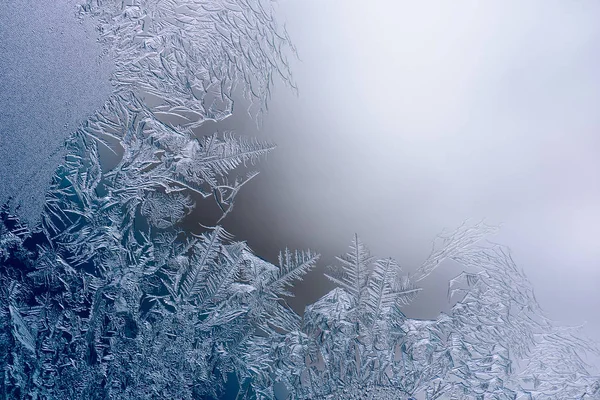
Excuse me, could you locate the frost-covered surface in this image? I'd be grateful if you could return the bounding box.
[3,204,600,398]
[271,226,600,399]
[0,75,312,398]
[0,0,114,224]
[80,0,296,126]
[1,1,600,399]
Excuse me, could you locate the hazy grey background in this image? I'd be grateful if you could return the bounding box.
[211,0,600,349]
[0,0,113,224]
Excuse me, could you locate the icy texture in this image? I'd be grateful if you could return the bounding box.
[1,1,306,396]
[79,0,296,125]
[0,204,318,398]
[0,0,114,224]
[2,1,600,399]
[0,90,316,397]
[5,206,599,398]
[269,223,600,399]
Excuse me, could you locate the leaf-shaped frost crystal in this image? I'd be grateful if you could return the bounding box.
[270,249,320,298]
[141,192,195,228]
[324,234,374,310]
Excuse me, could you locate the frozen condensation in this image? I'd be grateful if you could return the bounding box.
[0,0,114,224]
[268,223,600,399]
[80,0,296,126]
[1,1,599,399]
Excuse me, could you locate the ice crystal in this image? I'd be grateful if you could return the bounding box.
[268,224,600,399]
[79,0,296,125]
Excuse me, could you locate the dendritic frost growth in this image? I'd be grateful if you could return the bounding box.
[1,1,599,399]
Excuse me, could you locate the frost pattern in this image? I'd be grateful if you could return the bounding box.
[268,224,600,400]
[0,202,318,399]
[80,0,296,125]
[0,89,318,397]
[1,1,600,399]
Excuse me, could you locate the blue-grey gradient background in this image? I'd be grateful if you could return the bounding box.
[213,0,600,353]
